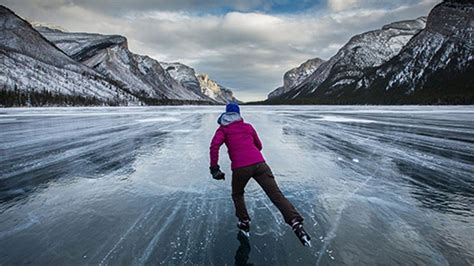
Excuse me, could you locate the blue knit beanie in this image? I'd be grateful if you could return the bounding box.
[226,102,240,114]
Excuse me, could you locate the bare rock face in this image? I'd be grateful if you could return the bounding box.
[272,17,427,100]
[267,58,325,99]
[162,63,240,104]
[284,58,326,89]
[35,26,127,62]
[36,26,211,103]
[267,86,285,99]
[0,5,133,106]
[160,62,203,96]
[197,74,237,104]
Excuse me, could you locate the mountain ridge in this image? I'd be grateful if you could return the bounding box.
[268,58,326,99]
[270,16,427,101]
[35,26,213,103]
[0,5,135,106]
[265,1,473,104]
[0,5,239,106]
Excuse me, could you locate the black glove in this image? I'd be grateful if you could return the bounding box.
[210,165,225,180]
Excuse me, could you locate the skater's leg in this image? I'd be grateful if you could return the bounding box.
[253,163,303,225]
[232,166,253,221]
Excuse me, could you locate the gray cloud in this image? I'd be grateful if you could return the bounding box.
[1,0,439,101]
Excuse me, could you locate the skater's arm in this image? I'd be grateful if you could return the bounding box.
[210,127,225,167]
[251,126,262,151]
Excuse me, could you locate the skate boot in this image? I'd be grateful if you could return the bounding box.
[292,221,311,247]
[237,219,250,237]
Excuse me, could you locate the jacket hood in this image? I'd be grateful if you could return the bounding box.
[217,112,243,126]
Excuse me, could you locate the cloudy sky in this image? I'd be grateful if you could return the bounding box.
[2,0,440,101]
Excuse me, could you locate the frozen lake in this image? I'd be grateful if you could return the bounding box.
[0,106,473,265]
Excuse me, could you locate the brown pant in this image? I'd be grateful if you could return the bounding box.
[231,162,303,225]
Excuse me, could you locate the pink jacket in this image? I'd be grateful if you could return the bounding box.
[210,114,265,170]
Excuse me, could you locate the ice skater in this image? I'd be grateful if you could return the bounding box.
[209,102,311,246]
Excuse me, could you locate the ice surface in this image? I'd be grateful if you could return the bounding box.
[136,117,181,123]
[310,116,375,123]
[0,106,473,265]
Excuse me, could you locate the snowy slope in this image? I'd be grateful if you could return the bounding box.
[36,27,212,103]
[274,17,426,100]
[268,58,325,99]
[0,5,134,106]
[197,74,237,104]
[350,1,474,104]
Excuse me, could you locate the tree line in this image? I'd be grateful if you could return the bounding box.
[0,86,120,107]
[0,86,218,107]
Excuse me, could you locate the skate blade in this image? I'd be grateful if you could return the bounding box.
[240,230,250,237]
[302,236,312,247]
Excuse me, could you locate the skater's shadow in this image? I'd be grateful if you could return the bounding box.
[234,231,253,266]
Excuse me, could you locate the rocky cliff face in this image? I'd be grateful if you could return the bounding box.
[34,26,127,62]
[271,17,427,100]
[268,58,325,99]
[161,63,240,104]
[0,6,133,106]
[160,62,202,96]
[36,26,212,103]
[197,74,237,104]
[349,1,474,104]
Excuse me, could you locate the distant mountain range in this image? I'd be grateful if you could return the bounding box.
[0,5,237,106]
[1,1,472,107]
[266,0,473,104]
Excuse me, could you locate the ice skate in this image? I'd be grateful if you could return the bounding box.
[292,221,311,247]
[237,219,250,237]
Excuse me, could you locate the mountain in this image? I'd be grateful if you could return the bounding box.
[161,62,202,96]
[197,74,238,104]
[35,26,213,104]
[348,0,474,104]
[33,25,126,62]
[161,62,239,104]
[0,5,133,106]
[0,4,247,107]
[268,58,325,99]
[269,16,427,101]
[267,1,473,104]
